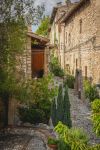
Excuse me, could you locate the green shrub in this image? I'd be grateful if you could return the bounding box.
[70,128,88,145]
[84,80,99,102]
[18,107,45,124]
[55,122,88,150]
[91,99,100,136]
[47,137,58,145]
[18,75,57,124]
[64,74,75,89]
[48,136,70,150]
[57,140,71,150]
[38,98,52,124]
[88,144,100,150]
[55,122,100,150]
[50,56,64,77]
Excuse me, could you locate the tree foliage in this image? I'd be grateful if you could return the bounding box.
[51,98,57,126]
[63,85,72,127]
[0,0,44,100]
[36,16,50,37]
[50,56,64,77]
[84,80,99,102]
[0,0,44,24]
[0,0,44,126]
[18,75,58,123]
[51,84,72,127]
[56,85,64,122]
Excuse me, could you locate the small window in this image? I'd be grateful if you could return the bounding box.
[60,55,61,63]
[80,19,82,33]
[61,43,62,50]
[76,59,78,69]
[68,33,71,46]
[85,66,87,79]
[66,32,67,44]
[58,24,61,32]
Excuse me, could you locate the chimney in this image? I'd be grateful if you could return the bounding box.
[65,0,71,6]
[57,2,62,7]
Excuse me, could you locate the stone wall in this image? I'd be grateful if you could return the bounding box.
[50,4,70,65]
[50,0,100,84]
[21,36,32,79]
[64,0,100,84]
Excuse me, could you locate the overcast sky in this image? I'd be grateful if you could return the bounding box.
[35,0,80,15]
[32,0,80,31]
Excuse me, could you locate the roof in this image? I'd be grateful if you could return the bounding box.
[61,0,90,23]
[50,2,78,24]
[50,4,71,24]
[56,2,78,24]
[27,32,49,45]
[50,7,58,24]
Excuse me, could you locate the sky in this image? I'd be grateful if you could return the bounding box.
[32,0,80,32]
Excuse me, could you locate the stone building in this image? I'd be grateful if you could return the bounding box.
[7,30,50,127]
[49,0,100,85]
[23,31,50,79]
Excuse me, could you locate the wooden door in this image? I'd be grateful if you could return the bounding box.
[31,50,44,77]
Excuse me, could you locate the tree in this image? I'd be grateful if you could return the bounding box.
[0,0,44,24]
[56,85,64,123]
[51,98,57,126]
[0,0,44,126]
[36,16,50,37]
[51,84,72,127]
[63,85,72,127]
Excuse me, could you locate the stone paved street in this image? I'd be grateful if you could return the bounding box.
[69,89,100,145]
[0,87,100,149]
[0,128,51,150]
[27,137,46,150]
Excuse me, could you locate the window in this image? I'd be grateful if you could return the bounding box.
[68,33,71,46]
[66,32,67,44]
[85,66,87,79]
[58,24,61,32]
[80,19,82,33]
[60,55,61,63]
[60,42,62,50]
[76,59,78,69]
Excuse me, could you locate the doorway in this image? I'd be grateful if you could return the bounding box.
[31,50,44,78]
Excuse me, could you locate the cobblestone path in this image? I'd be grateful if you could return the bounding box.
[0,128,51,150]
[69,89,100,145]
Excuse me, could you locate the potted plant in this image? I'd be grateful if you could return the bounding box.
[47,137,58,150]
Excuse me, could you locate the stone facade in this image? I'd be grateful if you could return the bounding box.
[50,0,100,84]
[22,36,32,79]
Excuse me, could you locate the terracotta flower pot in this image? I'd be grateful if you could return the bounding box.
[48,144,58,150]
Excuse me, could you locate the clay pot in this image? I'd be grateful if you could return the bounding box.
[48,144,58,150]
